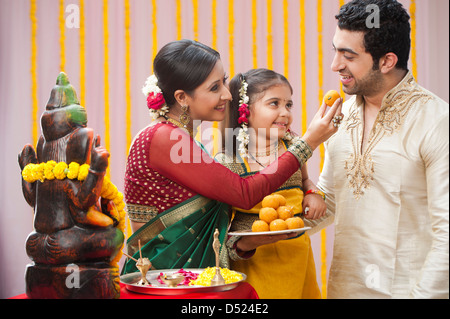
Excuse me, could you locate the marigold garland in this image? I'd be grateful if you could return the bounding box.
[410,0,418,80]
[79,0,86,109]
[21,161,126,270]
[59,0,65,72]
[283,0,289,79]
[151,0,158,73]
[300,0,307,135]
[125,0,134,240]
[228,0,235,77]
[212,0,217,50]
[30,0,39,148]
[103,0,111,179]
[317,0,327,299]
[125,0,132,156]
[211,0,219,156]
[339,0,346,101]
[251,0,257,69]
[267,0,273,70]
[176,0,182,40]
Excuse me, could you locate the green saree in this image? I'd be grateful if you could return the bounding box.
[122,195,230,274]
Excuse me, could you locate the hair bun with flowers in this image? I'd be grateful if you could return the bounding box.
[236,76,250,158]
[142,74,169,119]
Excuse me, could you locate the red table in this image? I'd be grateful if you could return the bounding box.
[10,282,259,299]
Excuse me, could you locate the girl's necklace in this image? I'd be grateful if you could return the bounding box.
[251,147,278,157]
[248,153,268,168]
[248,140,282,168]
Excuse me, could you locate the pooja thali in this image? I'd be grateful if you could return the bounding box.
[120,268,247,295]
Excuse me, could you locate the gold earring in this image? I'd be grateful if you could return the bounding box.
[179,105,190,127]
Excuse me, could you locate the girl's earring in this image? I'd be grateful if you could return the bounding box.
[179,105,190,128]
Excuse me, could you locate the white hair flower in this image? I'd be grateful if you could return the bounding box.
[142,74,168,119]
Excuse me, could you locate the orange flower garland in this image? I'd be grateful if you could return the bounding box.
[21,161,126,270]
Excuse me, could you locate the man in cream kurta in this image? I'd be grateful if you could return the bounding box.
[315,0,449,299]
[318,72,449,298]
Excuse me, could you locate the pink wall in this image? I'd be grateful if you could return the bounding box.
[0,0,448,298]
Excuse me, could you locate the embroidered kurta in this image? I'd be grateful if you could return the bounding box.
[317,72,449,299]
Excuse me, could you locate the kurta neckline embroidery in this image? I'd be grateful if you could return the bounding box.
[344,72,434,199]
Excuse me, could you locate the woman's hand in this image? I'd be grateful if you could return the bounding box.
[301,98,343,150]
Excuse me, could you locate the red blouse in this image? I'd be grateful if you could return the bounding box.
[124,122,301,222]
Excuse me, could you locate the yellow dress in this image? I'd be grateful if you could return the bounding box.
[216,150,321,299]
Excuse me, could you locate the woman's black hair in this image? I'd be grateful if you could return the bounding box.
[153,39,221,106]
[336,0,411,70]
[221,68,292,157]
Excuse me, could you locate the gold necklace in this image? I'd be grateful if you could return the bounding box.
[248,153,275,168]
[165,117,193,137]
[248,139,282,157]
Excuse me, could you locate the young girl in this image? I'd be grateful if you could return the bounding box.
[122,40,342,274]
[217,69,336,298]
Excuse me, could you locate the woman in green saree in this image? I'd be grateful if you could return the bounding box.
[122,39,342,274]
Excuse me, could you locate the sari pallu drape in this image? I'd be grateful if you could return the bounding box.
[122,195,230,274]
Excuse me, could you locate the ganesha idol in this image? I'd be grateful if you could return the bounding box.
[18,72,125,299]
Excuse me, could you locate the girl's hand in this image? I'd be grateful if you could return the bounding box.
[235,232,297,254]
[303,194,327,220]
